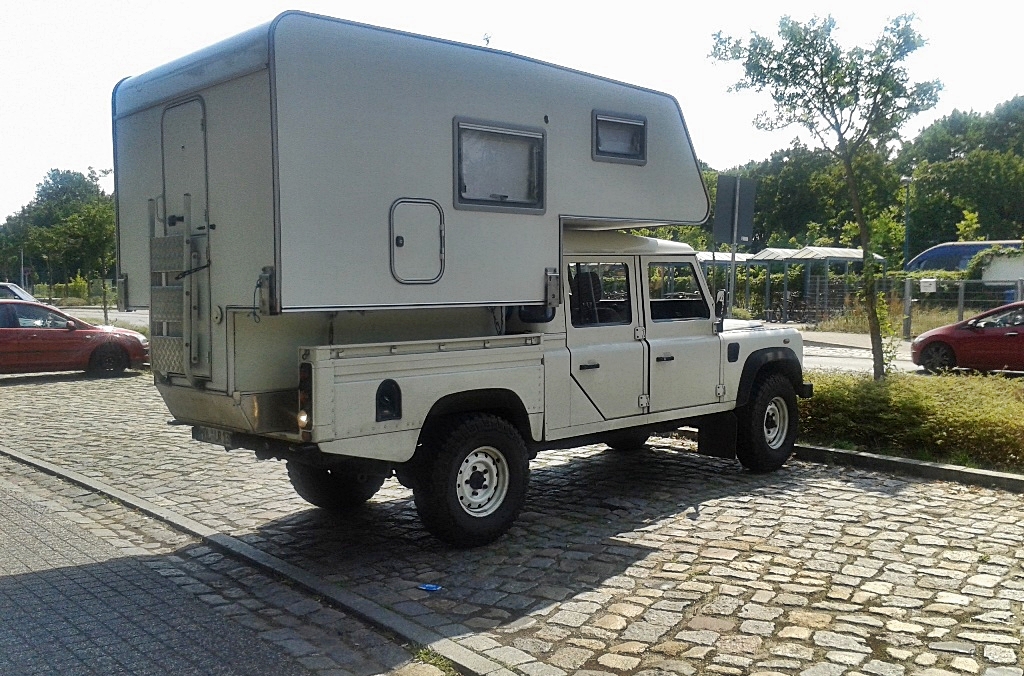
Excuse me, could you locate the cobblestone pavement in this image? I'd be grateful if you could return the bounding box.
[0,435,423,674]
[0,463,320,675]
[2,371,1024,676]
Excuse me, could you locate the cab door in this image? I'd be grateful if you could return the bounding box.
[642,257,722,412]
[565,258,647,422]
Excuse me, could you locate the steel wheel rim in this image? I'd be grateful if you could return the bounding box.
[763,396,789,450]
[456,446,508,518]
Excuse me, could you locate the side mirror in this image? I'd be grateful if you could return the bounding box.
[715,289,726,319]
[714,289,726,334]
[65,320,77,331]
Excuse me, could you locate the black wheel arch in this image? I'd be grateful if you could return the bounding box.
[736,347,808,408]
[417,388,535,448]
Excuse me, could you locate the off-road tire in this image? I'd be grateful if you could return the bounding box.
[919,342,956,373]
[736,373,797,473]
[87,345,129,375]
[286,461,389,511]
[602,430,651,451]
[412,413,529,548]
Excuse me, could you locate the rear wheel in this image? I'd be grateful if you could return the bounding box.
[88,345,129,375]
[919,342,956,373]
[736,374,797,473]
[413,413,529,547]
[286,461,390,511]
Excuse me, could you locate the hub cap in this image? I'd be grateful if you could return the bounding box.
[456,446,508,517]
[763,396,789,450]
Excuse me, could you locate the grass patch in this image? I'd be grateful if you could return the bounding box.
[812,299,960,336]
[414,648,460,676]
[799,370,1024,472]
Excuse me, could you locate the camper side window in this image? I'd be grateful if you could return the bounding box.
[592,111,647,165]
[454,119,545,213]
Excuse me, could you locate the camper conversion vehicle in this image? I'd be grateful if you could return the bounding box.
[113,11,811,546]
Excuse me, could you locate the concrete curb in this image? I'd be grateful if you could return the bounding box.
[0,443,504,676]
[794,444,1024,493]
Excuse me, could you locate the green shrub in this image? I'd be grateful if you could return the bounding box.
[799,371,1024,471]
[51,296,89,307]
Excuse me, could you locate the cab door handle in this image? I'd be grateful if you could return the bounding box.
[579,363,600,371]
[656,355,675,362]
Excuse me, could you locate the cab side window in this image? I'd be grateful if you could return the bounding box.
[648,261,709,321]
[568,262,631,327]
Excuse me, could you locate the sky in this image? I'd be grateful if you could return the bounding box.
[1,0,1021,221]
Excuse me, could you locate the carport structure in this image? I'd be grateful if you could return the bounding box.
[749,246,887,322]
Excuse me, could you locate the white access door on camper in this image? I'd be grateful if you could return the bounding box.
[162,99,212,382]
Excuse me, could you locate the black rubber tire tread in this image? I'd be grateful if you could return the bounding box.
[919,342,956,373]
[736,373,798,473]
[412,413,529,548]
[286,462,388,511]
[87,345,129,375]
[602,430,651,451]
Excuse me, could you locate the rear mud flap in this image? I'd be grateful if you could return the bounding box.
[696,411,737,459]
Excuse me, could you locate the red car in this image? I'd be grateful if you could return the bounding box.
[0,300,149,375]
[912,300,1024,373]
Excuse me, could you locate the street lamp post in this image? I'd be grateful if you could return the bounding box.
[901,176,913,339]
[901,176,913,269]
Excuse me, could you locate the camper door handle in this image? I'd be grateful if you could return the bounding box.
[579,362,600,371]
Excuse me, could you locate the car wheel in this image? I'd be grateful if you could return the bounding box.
[602,430,651,451]
[413,413,529,548]
[919,342,956,373]
[286,461,390,511]
[736,374,797,473]
[88,345,129,375]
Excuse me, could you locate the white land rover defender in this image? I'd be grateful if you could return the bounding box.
[113,11,811,547]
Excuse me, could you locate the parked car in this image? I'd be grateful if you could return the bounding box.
[0,282,37,302]
[912,300,1024,373]
[0,300,149,375]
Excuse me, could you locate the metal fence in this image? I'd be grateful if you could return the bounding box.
[742,272,1024,337]
[899,278,1024,338]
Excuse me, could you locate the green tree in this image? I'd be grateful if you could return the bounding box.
[0,169,114,295]
[955,210,982,242]
[711,14,940,379]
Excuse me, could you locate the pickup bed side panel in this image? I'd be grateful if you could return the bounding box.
[309,338,544,462]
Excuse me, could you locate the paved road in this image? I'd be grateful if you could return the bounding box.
[803,345,919,373]
[2,372,1023,676]
[0,466,315,675]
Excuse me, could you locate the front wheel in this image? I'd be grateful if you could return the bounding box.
[413,414,529,547]
[88,345,129,375]
[736,374,798,473]
[286,461,390,511]
[919,342,956,373]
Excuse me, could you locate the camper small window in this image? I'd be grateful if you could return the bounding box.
[592,112,647,165]
[455,119,545,213]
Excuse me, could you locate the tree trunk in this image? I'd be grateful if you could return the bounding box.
[840,150,886,380]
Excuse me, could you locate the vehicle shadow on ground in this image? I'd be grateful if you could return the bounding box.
[230,441,846,634]
[0,370,146,386]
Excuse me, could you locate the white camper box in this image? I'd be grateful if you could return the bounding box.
[113,11,708,414]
